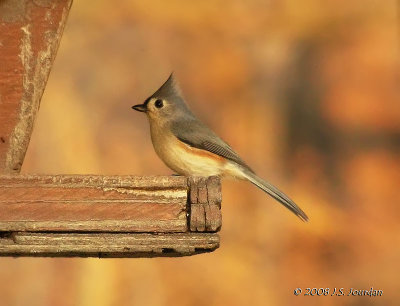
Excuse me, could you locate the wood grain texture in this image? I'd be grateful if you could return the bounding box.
[0,232,220,257]
[0,175,222,256]
[0,175,189,232]
[0,0,73,173]
[0,175,222,233]
[188,176,222,232]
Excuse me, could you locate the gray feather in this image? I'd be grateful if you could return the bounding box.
[170,118,254,172]
[243,170,309,222]
[148,73,190,112]
[171,118,308,221]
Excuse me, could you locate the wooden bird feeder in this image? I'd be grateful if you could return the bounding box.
[0,0,221,257]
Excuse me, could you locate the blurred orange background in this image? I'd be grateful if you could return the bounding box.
[1,0,399,305]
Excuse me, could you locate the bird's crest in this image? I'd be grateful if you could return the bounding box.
[152,73,182,100]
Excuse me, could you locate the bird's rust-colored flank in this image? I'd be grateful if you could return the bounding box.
[177,139,226,163]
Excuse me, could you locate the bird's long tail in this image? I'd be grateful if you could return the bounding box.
[242,171,309,222]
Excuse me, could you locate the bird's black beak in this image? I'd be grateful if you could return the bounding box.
[131,103,147,113]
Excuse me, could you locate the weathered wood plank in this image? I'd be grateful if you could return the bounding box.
[0,0,73,173]
[0,175,222,257]
[0,175,188,232]
[0,174,188,188]
[0,232,220,257]
[188,176,222,232]
[0,175,223,233]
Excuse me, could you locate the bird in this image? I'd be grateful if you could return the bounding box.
[132,73,308,221]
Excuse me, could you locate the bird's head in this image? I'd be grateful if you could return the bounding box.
[132,73,191,123]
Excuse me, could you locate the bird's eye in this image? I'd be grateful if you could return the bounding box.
[154,99,164,108]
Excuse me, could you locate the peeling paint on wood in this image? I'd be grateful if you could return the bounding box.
[0,175,222,257]
[0,232,220,257]
[0,175,222,233]
[0,175,190,232]
[0,0,73,173]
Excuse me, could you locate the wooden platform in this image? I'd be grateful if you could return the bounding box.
[0,175,222,257]
[0,0,222,258]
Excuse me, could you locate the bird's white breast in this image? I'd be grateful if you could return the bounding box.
[149,123,225,176]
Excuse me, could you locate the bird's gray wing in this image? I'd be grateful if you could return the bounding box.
[170,118,254,172]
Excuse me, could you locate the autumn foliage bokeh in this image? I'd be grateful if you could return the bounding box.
[1,1,399,305]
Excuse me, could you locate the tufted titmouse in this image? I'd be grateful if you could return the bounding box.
[132,74,308,221]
